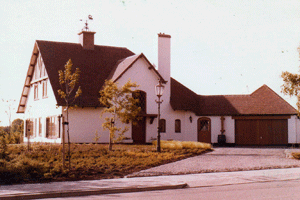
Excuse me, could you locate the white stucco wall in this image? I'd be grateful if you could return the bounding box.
[208,116,235,144]
[110,56,238,144]
[66,107,106,143]
[288,115,300,144]
[24,77,62,143]
[116,57,169,143]
[66,56,167,143]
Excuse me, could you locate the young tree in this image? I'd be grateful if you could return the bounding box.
[281,70,300,114]
[99,79,141,151]
[11,118,24,144]
[58,59,82,170]
[1,99,16,127]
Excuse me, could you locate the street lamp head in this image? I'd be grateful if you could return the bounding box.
[155,80,165,98]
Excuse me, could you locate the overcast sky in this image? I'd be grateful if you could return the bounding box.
[1,0,300,125]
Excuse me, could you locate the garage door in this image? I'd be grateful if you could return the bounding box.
[235,117,288,145]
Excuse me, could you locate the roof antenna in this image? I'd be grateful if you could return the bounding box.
[80,15,93,31]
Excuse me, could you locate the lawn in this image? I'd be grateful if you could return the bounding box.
[0,141,212,184]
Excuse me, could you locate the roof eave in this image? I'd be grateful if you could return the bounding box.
[113,53,167,84]
[17,42,39,113]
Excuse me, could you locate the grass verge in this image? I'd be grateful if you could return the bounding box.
[0,141,212,184]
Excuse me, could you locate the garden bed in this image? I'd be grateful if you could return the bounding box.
[0,141,212,184]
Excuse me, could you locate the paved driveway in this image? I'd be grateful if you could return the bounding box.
[129,147,300,177]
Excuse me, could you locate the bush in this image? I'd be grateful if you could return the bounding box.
[152,140,212,150]
[0,131,8,159]
[0,143,211,184]
[291,152,300,159]
[0,155,48,184]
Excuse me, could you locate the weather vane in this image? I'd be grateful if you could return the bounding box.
[80,15,93,31]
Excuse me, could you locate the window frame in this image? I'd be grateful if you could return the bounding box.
[25,119,34,137]
[159,119,166,133]
[133,90,147,114]
[39,117,42,137]
[42,80,47,98]
[175,119,181,133]
[34,84,39,100]
[46,116,59,139]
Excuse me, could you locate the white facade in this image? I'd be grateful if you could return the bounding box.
[20,33,300,145]
[23,53,62,143]
[288,115,300,144]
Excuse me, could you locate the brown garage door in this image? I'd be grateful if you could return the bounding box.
[235,117,288,145]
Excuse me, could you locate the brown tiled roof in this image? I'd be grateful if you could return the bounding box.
[37,40,134,107]
[171,78,297,116]
[170,78,200,111]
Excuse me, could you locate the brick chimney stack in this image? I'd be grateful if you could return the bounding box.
[78,31,96,50]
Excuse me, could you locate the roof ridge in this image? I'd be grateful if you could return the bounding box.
[250,84,297,112]
[36,40,130,50]
[250,84,269,96]
[198,94,249,97]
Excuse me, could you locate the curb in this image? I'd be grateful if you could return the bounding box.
[0,183,188,200]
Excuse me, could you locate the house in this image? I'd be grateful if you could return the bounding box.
[17,30,300,146]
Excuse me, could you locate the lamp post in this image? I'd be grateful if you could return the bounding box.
[155,80,164,152]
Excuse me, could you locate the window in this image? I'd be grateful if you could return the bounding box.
[39,117,42,137]
[46,116,59,139]
[42,80,47,98]
[159,119,166,133]
[25,119,34,137]
[34,84,38,100]
[175,119,181,133]
[34,54,44,80]
[199,119,210,131]
[34,118,37,137]
[133,90,146,114]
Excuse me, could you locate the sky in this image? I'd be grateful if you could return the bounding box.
[1,0,300,126]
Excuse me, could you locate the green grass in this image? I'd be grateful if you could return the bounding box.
[0,141,212,184]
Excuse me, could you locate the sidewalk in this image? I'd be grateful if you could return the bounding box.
[1,167,300,199]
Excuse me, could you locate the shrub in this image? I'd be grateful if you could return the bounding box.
[0,155,48,184]
[0,132,8,159]
[0,143,211,184]
[291,152,300,159]
[152,140,212,150]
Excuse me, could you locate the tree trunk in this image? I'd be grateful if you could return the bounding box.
[62,115,65,169]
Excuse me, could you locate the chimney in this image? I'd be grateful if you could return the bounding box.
[158,33,171,82]
[78,31,96,50]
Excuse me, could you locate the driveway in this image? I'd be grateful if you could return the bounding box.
[129,147,300,177]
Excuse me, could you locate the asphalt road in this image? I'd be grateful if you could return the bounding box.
[45,179,300,200]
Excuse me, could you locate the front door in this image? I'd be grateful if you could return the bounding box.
[132,117,146,144]
[132,90,147,144]
[198,117,211,143]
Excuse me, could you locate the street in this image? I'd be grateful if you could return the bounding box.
[46,179,300,200]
